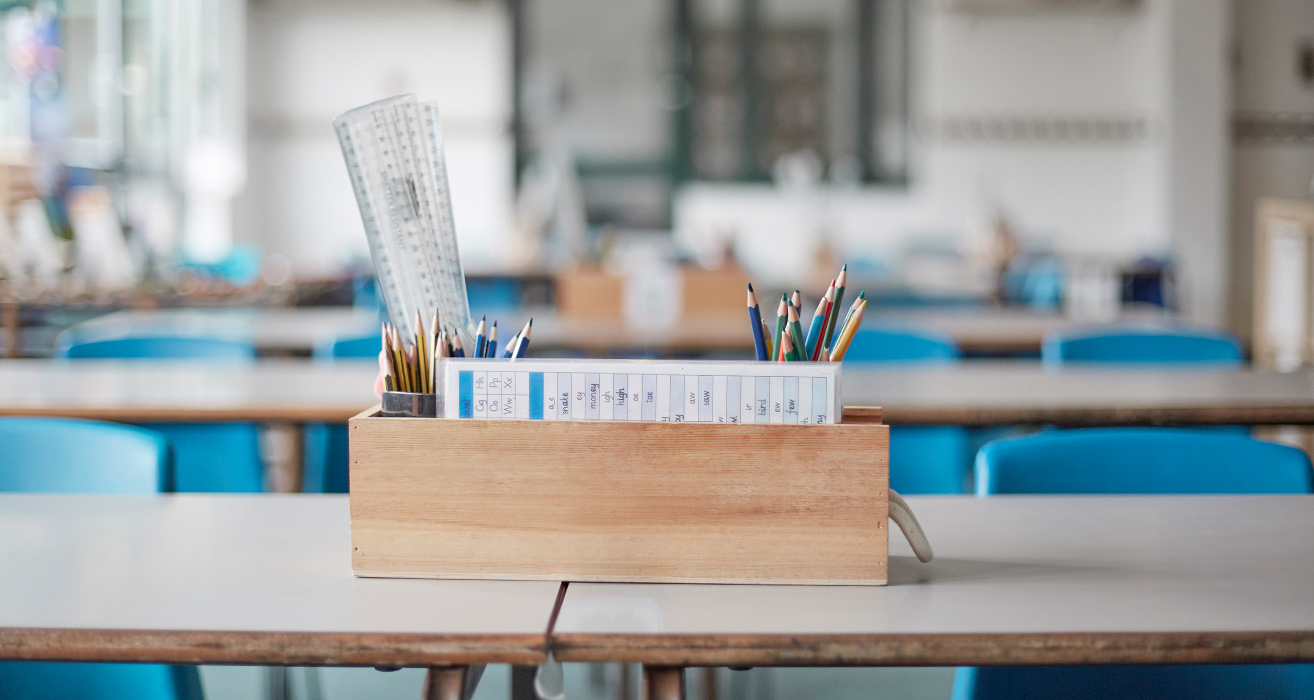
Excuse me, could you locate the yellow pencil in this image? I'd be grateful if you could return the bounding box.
[831,299,867,361]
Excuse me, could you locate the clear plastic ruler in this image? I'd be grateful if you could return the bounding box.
[335,94,472,342]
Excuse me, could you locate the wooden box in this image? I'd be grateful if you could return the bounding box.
[349,410,889,585]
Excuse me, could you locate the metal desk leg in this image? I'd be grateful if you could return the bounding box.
[511,665,537,700]
[424,665,486,700]
[642,666,686,700]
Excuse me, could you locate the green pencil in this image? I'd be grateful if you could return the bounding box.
[787,303,807,363]
[773,294,788,360]
[822,264,848,351]
[837,290,866,344]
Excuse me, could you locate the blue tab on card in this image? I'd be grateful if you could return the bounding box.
[459,371,474,418]
[529,372,544,419]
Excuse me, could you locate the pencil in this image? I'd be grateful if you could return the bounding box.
[822,264,847,352]
[474,316,487,359]
[811,282,834,361]
[762,318,773,360]
[513,318,533,358]
[451,330,465,357]
[487,321,498,360]
[780,326,794,362]
[787,303,806,363]
[791,289,802,315]
[804,293,827,360]
[837,290,866,344]
[415,312,428,396]
[501,328,520,358]
[831,299,867,362]
[747,284,768,361]
[774,294,788,360]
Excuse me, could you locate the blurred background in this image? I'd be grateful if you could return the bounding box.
[0,2,1313,700]
[0,0,1309,355]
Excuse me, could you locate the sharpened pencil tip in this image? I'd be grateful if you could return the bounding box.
[747,282,754,292]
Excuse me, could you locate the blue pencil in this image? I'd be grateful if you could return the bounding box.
[451,330,466,358]
[804,293,827,359]
[487,321,498,359]
[474,316,487,358]
[512,318,532,359]
[746,284,768,361]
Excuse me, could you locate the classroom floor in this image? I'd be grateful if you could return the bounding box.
[199,664,956,700]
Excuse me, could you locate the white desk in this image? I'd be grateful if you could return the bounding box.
[0,359,377,423]
[554,495,1314,668]
[66,308,381,356]
[0,494,561,669]
[843,363,1314,426]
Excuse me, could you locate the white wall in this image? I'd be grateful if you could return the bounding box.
[237,1,513,276]
[1229,0,1314,335]
[678,3,1169,286]
[677,1,1238,323]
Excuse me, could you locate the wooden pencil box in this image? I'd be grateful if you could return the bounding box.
[348,408,890,585]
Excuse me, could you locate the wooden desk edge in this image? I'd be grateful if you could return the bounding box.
[878,405,1314,427]
[0,628,547,667]
[0,407,369,423]
[550,631,1314,667]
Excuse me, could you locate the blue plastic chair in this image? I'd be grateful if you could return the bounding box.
[0,417,203,700]
[975,428,1314,496]
[956,428,1314,700]
[1042,326,1244,367]
[57,335,265,493]
[843,327,969,494]
[303,334,381,493]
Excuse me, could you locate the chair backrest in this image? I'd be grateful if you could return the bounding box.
[0,417,170,494]
[1042,326,1243,367]
[58,335,255,361]
[976,428,1314,495]
[841,326,961,364]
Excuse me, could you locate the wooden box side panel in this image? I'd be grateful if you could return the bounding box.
[350,420,888,585]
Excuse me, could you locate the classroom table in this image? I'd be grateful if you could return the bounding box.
[552,495,1314,699]
[0,494,563,700]
[65,307,382,356]
[0,359,377,423]
[841,363,1314,426]
[66,306,1175,357]
[7,360,1314,429]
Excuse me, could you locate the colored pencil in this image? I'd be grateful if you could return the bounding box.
[831,299,867,362]
[822,264,847,351]
[773,294,788,360]
[762,318,773,361]
[747,284,768,361]
[804,293,827,360]
[779,326,793,362]
[502,328,520,358]
[474,316,487,359]
[487,321,498,360]
[791,289,802,315]
[811,282,834,361]
[513,318,533,359]
[837,290,866,343]
[451,330,465,358]
[787,303,806,363]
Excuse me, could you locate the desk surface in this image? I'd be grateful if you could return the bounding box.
[844,363,1314,426]
[0,494,561,666]
[6,360,1314,426]
[66,308,381,355]
[68,307,1172,356]
[0,359,378,422]
[553,495,1314,667]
